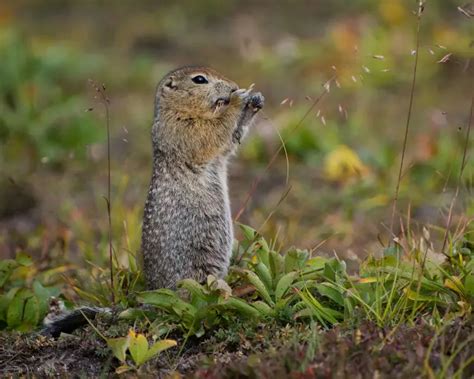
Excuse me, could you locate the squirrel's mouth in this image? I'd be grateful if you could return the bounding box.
[215,97,230,107]
[212,96,231,114]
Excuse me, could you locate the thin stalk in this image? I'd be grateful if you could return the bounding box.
[234,75,335,222]
[90,80,115,304]
[389,1,424,239]
[441,96,473,254]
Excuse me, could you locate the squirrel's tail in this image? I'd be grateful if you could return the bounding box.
[41,306,111,338]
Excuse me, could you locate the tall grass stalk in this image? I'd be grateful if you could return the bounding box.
[90,80,115,304]
[441,96,473,254]
[389,1,425,240]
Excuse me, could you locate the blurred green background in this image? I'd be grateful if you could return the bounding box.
[0,0,472,265]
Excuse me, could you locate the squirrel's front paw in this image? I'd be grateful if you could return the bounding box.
[247,92,264,112]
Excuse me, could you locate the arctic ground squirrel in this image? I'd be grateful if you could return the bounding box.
[141,66,264,289]
[42,66,264,337]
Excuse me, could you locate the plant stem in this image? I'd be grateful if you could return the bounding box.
[389,1,424,241]
[441,95,473,254]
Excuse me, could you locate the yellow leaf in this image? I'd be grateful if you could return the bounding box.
[128,330,149,366]
[444,277,465,296]
[115,365,133,374]
[358,277,377,284]
[106,337,129,363]
[323,145,369,182]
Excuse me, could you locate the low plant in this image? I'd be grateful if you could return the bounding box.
[106,329,176,374]
[0,252,64,331]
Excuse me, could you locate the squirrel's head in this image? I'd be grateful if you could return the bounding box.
[151,66,258,165]
[155,66,240,120]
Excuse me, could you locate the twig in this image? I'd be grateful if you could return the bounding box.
[389,1,425,241]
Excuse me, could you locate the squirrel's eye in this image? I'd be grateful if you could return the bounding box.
[191,75,208,84]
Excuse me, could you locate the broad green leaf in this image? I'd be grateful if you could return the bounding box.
[128,330,149,366]
[256,239,271,269]
[254,262,273,293]
[284,248,309,273]
[269,251,284,280]
[138,289,194,314]
[252,300,275,317]
[221,297,261,318]
[239,224,257,241]
[179,279,208,300]
[306,257,328,270]
[315,283,345,306]
[7,288,40,330]
[464,274,474,296]
[0,259,18,288]
[119,308,153,320]
[15,252,33,267]
[32,280,61,319]
[243,270,274,306]
[275,272,297,301]
[0,288,19,321]
[404,288,441,303]
[107,337,129,363]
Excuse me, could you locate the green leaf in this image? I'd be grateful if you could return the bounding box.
[284,248,309,273]
[118,308,152,321]
[464,274,474,296]
[306,257,328,270]
[128,330,149,366]
[251,300,275,317]
[32,280,61,320]
[239,224,257,241]
[253,262,273,293]
[178,279,208,300]
[243,270,274,306]
[107,337,129,363]
[0,288,19,322]
[315,283,345,306]
[138,290,183,311]
[145,339,177,362]
[275,272,298,301]
[7,288,40,330]
[269,251,284,280]
[221,297,261,318]
[405,288,441,303]
[15,252,33,267]
[0,259,18,288]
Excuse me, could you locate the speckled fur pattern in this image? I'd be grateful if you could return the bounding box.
[141,66,264,289]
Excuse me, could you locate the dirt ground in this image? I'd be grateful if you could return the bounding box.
[1,317,472,378]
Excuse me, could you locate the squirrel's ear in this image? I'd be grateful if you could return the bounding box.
[163,76,178,92]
